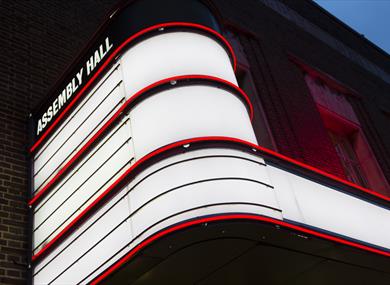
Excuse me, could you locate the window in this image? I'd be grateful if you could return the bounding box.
[305,73,390,194]
[328,130,368,186]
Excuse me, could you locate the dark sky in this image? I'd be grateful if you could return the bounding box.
[314,0,390,55]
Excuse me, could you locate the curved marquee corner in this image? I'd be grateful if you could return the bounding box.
[29,75,254,208]
[32,136,390,271]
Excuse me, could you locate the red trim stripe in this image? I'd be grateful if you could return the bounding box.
[32,136,390,263]
[30,22,237,153]
[90,213,390,284]
[29,76,252,207]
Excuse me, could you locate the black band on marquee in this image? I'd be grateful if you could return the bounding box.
[30,0,236,153]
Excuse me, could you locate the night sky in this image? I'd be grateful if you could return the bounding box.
[315,0,390,54]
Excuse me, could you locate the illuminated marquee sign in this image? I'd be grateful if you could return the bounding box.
[36,37,113,136]
[29,1,258,283]
[29,0,390,284]
[30,0,231,149]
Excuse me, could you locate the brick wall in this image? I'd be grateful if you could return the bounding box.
[0,1,116,284]
[215,0,390,185]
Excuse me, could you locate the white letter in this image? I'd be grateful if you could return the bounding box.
[53,98,58,116]
[72,78,78,93]
[58,90,66,109]
[66,83,73,99]
[99,44,106,60]
[76,67,83,85]
[37,120,43,136]
[47,106,53,122]
[86,56,94,75]
[94,50,101,66]
[105,37,113,51]
[42,113,47,128]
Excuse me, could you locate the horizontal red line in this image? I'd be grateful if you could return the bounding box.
[29,75,252,207]
[30,22,237,153]
[32,136,390,263]
[90,213,390,284]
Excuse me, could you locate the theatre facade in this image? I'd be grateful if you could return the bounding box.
[2,0,390,284]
